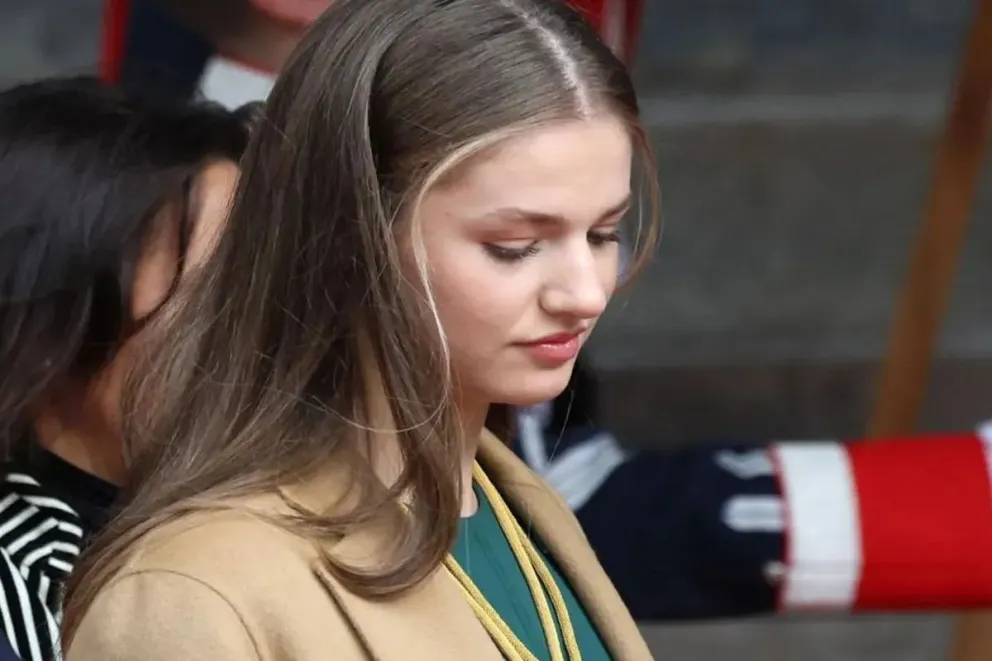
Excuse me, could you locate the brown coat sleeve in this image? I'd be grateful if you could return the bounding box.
[66,570,261,661]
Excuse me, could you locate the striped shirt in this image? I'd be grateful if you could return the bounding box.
[0,446,116,661]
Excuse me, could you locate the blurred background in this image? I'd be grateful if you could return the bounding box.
[2,0,989,659]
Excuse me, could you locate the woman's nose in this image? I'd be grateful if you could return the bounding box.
[539,245,613,321]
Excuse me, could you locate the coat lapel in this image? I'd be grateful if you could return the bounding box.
[478,433,655,661]
[313,558,503,661]
[289,430,652,661]
[304,486,503,661]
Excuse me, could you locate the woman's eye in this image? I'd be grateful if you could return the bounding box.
[588,228,621,246]
[483,242,540,263]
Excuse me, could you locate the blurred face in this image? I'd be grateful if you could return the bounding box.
[89,159,239,432]
[415,117,632,409]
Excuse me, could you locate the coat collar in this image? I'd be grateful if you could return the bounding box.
[288,431,652,661]
[475,433,653,661]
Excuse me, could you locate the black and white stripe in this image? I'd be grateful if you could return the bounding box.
[0,472,83,661]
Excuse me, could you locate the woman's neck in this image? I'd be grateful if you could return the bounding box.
[457,400,489,517]
[358,348,489,518]
[32,409,126,485]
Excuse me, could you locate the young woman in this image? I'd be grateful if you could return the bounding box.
[0,76,249,661]
[61,1,659,659]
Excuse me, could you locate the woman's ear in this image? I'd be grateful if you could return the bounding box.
[131,200,185,322]
[184,160,240,273]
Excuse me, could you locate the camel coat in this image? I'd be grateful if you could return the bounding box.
[66,432,654,660]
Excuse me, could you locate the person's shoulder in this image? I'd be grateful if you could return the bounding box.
[0,448,86,525]
[0,464,46,502]
[68,562,262,661]
[67,495,369,661]
[69,499,317,661]
[121,493,319,590]
[0,464,84,574]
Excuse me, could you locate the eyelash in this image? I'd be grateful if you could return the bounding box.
[484,229,622,263]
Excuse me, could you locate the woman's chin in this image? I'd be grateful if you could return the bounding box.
[488,368,575,408]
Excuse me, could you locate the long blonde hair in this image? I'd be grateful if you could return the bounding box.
[63,0,659,642]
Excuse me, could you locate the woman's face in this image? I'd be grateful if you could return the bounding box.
[416,116,632,409]
[89,159,240,432]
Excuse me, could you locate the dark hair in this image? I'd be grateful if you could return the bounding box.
[0,76,249,448]
[65,0,660,636]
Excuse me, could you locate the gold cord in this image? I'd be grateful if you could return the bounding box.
[444,463,582,661]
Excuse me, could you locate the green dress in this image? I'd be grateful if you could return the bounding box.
[451,483,613,660]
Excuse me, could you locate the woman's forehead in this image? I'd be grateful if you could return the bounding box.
[424,117,632,228]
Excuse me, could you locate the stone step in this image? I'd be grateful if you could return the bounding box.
[641,615,951,661]
[595,357,992,445]
[633,0,969,94]
[589,119,992,380]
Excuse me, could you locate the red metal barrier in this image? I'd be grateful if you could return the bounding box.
[567,0,643,63]
[98,0,130,83]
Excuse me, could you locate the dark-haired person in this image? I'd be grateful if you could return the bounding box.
[0,76,249,661]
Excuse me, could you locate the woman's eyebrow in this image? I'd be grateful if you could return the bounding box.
[470,194,632,226]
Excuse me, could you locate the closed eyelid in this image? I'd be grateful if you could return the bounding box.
[490,239,539,248]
